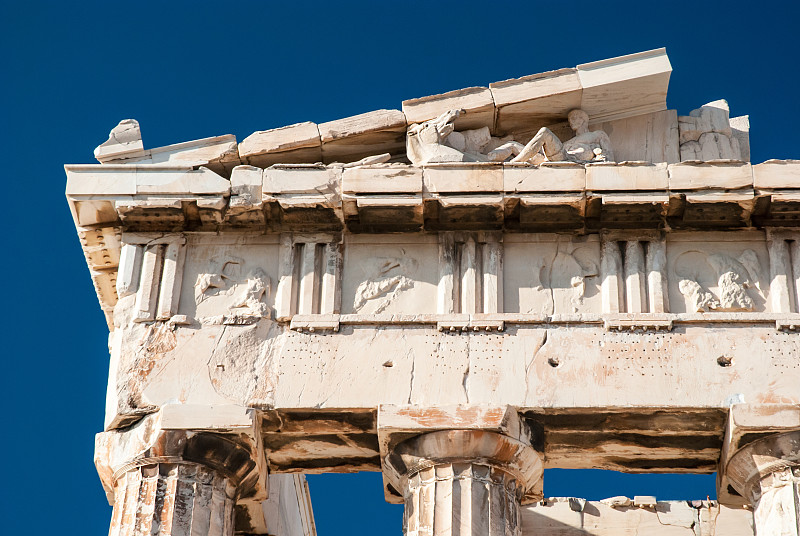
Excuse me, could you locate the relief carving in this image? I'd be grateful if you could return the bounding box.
[677,279,719,312]
[675,250,763,312]
[528,256,552,315]
[511,109,614,164]
[195,256,271,323]
[407,108,614,166]
[353,253,417,314]
[406,110,522,165]
[524,242,599,314]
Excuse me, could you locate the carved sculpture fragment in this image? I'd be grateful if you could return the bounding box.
[94,119,145,162]
[511,109,614,164]
[196,256,271,323]
[523,241,599,315]
[353,254,417,314]
[406,109,523,165]
[678,100,742,161]
[407,108,614,166]
[675,250,762,312]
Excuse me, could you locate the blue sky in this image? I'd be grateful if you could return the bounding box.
[1,1,797,534]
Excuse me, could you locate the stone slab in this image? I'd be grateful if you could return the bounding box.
[578,48,671,123]
[490,69,582,135]
[594,110,680,164]
[521,499,752,536]
[587,163,668,190]
[403,86,495,131]
[504,163,585,192]
[423,163,503,193]
[342,165,423,194]
[730,115,751,163]
[668,162,753,190]
[159,403,255,430]
[263,165,339,194]
[65,165,138,195]
[753,160,800,189]
[134,166,231,195]
[319,109,407,163]
[230,165,263,199]
[120,135,241,175]
[240,122,322,167]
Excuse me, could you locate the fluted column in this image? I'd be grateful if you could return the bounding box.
[385,430,542,536]
[726,430,800,536]
[96,408,266,536]
[109,463,236,536]
[403,462,521,536]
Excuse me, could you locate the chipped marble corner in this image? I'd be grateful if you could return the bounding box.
[105,312,281,431]
[95,119,145,162]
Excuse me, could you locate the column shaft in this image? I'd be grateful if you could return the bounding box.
[752,467,800,536]
[726,429,800,536]
[403,463,521,536]
[109,463,236,536]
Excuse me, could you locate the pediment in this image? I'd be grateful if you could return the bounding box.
[94,49,673,168]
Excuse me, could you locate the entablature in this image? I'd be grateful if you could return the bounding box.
[66,160,800,328]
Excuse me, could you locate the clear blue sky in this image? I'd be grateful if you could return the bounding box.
[1,1,796,534]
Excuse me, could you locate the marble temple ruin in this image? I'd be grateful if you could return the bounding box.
[66,49,800,536]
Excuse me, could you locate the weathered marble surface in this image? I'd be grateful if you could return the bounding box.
[726,428,800,536]
[92,49,678,172]
[70,48,800,536]
[94,405,314,536]
[66,159,800,328]
[522,498,753,536]
[91,229,800,504]
[679,100,749,162]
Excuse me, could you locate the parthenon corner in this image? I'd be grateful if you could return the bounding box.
[67,48,800,536]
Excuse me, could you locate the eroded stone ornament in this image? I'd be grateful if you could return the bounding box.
[406,109,524,165]
[407,108,614,166]
[511,109,615,164]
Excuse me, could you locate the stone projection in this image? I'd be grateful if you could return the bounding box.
[67,48,800,536]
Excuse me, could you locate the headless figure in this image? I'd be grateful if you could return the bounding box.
[407,108,613,165]
[407,109,524,164]
[510,109,614,163]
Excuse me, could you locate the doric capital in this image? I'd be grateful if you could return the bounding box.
[377,405,543,504]
[385,429,543,498]
[726,430,800,502]
[381,426,542,536]
[718,404,800,505]
[95,404,267,503]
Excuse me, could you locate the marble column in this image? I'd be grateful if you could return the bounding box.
[726,430,800,536]
[384,430,543,536]
[96,412,264,536]
[109,462,236,536]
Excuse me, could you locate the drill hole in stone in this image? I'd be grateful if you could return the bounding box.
[717,356,733,367]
